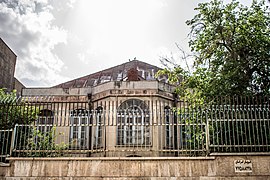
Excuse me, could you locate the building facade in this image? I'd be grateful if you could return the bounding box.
[21,60,185,157]
[0,38,17,92]
[2,59,267,161]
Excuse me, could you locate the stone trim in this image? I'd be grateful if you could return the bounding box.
[7,156,215,161]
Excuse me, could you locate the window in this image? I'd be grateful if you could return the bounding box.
[36,109,54,134]
[35,109,54,144]
[164,106,173,148]
[93,106,103,148]
[117,99,150,145]
[70,109,89,149]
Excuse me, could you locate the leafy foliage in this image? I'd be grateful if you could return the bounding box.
[159,0,270,101]
[159,1,270,154]
[27,126,68,157]
[0,89,39,129]
[187,0,270,96]
[0,88,40,162]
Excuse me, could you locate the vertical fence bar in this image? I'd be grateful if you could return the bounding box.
[263,96,269,152]
[1,95,270,161]
[245,96,252,152]
[258,97,264,151]
[205,107,209,155]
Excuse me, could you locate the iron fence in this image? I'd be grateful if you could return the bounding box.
[0,96,269,162]
[207,96,270,153]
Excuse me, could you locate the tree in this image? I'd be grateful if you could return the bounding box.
[158,1,270,155]
[0,89,39,162]
[0,89,38,129]
[160,0,270,99]
[188,0,270,96]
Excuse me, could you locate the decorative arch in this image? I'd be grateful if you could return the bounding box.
[117,99,149,113]
[117,99,150,145]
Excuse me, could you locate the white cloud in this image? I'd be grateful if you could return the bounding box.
[0,0,71,87]
[77,53,87,64]
[70,0,170,66]
[3,0,249,87]
[67,0,77,8]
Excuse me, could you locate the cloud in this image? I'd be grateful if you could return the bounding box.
[67,0,169,71]
[77,53,87,64]
[0,0,72,87]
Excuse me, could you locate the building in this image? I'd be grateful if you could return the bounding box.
[0,38,25,94]
[0,38,17,92]
[21,60,184,157]
[13,77,25,96]
[2,60,270,180]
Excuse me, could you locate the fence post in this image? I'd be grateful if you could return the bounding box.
[205,114,210,155]
[9,126,17,158]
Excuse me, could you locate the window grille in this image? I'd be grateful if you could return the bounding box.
[69,109,89,149]
[117,99,150,146]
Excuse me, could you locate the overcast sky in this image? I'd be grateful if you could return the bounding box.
[0,0,254,87]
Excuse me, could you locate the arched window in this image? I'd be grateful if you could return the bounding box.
[117,99,150,145]
[70,109,89,149]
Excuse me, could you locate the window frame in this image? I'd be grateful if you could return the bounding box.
[35,109,54,143]
[117,99,150,146]
[69,109,90,149]
[92,106,103,148]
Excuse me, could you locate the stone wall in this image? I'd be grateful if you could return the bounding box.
[0,38,17,92]
[1,155,270,179]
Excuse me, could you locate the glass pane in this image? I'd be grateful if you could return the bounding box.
[73,118,79,124]
[39,126,45,132]
[81,118,88,124]
[47,117,54,124]
[81,132,85,138]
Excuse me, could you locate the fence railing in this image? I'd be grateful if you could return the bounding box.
[0,96,269,162]
[208,101,270,153]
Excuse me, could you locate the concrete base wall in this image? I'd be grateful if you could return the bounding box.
[1,156,270,179]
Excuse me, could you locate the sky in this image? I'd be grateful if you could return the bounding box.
[0,0,254,87]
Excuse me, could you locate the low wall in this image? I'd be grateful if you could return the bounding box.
[1,155,270,179]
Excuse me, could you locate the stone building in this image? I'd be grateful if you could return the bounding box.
[13,77,25,96]
[22,60,181,157]
[0,38,25,94]
[0,38,17,92]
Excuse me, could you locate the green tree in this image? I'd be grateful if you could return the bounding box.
[0,89,68,158]
[187,0,270,96]
[0,89,40,161]
[0,89,38,129]
[159,0,270,99]
[158,1,270,154]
